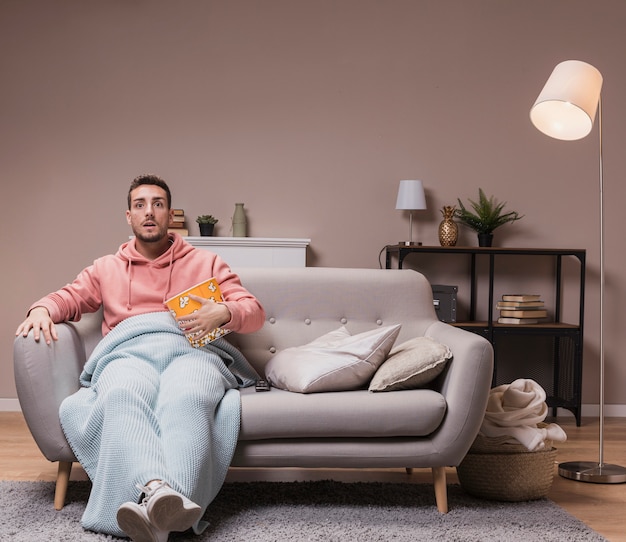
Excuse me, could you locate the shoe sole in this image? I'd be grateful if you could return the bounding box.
[148,493,202,532]
[117,504,161,542]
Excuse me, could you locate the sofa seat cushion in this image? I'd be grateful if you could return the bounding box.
[238,387,446,440]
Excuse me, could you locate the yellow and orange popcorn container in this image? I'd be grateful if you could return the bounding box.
[164,277,231,348]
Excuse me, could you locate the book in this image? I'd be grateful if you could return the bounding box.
[497,317,540,324]
[501,294,542,302]
[499,309,548,318]
[496,301,545,309]
[168,227,189,236]
[164,278,231,348]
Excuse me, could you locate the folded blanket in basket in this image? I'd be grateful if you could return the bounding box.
[480,378,567,451]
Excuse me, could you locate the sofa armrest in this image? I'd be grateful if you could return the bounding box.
[424,321,493,465]
[13,323,87,462]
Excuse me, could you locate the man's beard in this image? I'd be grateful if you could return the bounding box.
[133,225,168,243]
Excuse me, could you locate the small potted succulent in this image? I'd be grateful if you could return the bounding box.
[455,189,523,247]
[196,214,218,236]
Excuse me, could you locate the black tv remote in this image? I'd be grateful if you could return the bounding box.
[255,379,271,392]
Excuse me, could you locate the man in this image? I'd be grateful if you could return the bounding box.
[16,175,266,542]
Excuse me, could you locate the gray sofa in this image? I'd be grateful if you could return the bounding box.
[14,267,493,514]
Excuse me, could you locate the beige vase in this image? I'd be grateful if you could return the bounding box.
[232,203,247,237]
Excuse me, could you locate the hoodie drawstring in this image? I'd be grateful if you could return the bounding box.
[126,259,133,311]
[163,248,174,303]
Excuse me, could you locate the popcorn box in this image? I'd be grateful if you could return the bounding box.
[164,277,231,348]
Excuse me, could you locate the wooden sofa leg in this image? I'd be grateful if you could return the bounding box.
[54,461,73,511]
[432,466,449,514]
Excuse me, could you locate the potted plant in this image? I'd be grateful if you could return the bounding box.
[455,188,523,247]
[196,214,218,236]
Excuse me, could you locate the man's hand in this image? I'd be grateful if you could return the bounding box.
[15,306,58,345]
[176,295,231,339]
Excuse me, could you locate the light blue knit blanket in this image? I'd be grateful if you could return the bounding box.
[59,311,259,537]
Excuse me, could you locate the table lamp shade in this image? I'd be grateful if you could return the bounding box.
[530,60,603,141]
[396,180,426,210]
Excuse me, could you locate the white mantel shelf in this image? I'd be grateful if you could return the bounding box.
[186,237,310,248]
[185,237,311,268]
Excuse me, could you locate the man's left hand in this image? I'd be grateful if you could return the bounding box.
[176,295,231,338]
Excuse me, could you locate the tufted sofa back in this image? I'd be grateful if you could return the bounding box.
[227,267,437,376]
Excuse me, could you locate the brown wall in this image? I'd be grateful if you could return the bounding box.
[2,1,625,412]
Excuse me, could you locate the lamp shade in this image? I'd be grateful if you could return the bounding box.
[396,180,426,210]
[530,60,603,141]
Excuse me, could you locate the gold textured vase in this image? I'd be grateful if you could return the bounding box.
[438,206,458,246]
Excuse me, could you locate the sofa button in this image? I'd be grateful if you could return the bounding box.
[376,319,383,325]
[304,318,311,325]
[269,347,276,354]
[269,317,276,324]
[340,317,347,324]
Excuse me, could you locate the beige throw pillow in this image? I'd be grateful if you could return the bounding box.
[265,324,401,393]
[369,336,452,392]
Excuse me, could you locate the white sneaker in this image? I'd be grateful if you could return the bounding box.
[117,501,169,542]
[142,481,202,533]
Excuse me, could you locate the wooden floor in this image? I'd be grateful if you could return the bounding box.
[1,412,625,541]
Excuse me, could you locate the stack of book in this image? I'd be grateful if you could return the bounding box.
[168,209,188,236]
[496,294,547,324]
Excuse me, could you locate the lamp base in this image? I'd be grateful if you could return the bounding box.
[399,241,422,247]
[558,461,626,484]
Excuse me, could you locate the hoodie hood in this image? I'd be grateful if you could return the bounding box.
[117,233,196,310]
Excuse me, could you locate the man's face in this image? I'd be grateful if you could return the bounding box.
[126,184,173,243]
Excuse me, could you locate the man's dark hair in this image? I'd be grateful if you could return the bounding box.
[128,174,172,209]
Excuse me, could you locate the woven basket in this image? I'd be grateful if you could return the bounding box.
[456,431,557,502]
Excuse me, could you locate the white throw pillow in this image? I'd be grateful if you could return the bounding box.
[265,324,402,393]
[368,336,452,392]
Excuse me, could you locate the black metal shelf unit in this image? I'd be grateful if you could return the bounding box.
[385,245,586,426]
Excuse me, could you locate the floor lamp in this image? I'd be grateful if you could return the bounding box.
[530,60,626,483]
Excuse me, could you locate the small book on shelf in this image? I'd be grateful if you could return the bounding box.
[496,300,545,309]
[499,309,548,318]
[168,227,189,236]
[497,316,541,325]
[501,294,542,302]
[164,278,231,348]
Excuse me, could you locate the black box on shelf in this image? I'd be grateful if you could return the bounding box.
[431,284,458,323]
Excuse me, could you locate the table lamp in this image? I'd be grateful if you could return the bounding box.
[396,180,427,246]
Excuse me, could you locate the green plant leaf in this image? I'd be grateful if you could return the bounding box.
[455,188,522,234]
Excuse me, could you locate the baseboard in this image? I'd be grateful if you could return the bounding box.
[549,405,626,418]
[579,404,626,418]
[0,399,21,411]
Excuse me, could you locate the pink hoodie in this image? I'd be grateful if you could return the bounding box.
[31,233,266,336]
